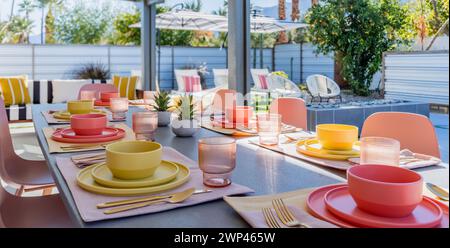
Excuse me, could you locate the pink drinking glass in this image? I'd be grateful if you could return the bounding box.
[198,137,236,187]
[110,97,129,121]
[80,90,96,101]
[143,91,156,105]
[257,113,282,146]
[360,137,401,166]
[132,112,158,141]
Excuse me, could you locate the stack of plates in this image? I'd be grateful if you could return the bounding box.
[77,161,191,196]
[296,139,360,160]
[51,127,125,144]
[307,184,449,228]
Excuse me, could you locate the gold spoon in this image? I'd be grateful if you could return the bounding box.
[103,188,196,215]
[426,182,449,201]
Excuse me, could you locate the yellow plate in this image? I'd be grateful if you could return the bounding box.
[77,161,190,196]
[91,161,180,189]
[296,139,360,161]
[304,139,360,156]
[53,109,105,120]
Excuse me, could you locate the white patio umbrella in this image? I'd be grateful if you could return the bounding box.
[130,10,228,31]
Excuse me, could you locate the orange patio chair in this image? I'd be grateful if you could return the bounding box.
[0,98,55,196]
[0,155,73,227]
[269,97,308,130]
[361,112,441,158]
[77,83,118,100]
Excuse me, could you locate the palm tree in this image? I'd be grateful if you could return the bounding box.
[291,0,300,21]
[277,0,288,43]
[18,0,36,21]
[36,0,64,44]
[183,0,202,12]
[10,0,16,21]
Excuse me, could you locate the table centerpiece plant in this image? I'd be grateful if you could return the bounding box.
[170,95,200,137]
[151,91,173,126]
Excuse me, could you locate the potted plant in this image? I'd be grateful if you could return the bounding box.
[171,95,200,137]
[151,91,172,126]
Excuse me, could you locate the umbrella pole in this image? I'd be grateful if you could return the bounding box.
[157,29,161,91]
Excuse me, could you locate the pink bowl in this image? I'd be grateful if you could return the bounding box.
[347,165,423,218]
[70,114,107,136]
[225,106,254,124]
[100,92,119,103]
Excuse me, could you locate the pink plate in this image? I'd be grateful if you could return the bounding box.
[94,100,111,107]
[306,184,356,228]
[324,186,443,228]
[60,127,119,139]
[306,184,449,228]
[51,128,125,144]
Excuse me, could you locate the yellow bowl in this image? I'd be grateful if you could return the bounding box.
[67,100,94,114]
[106,141,162,180]
[316,124,358,151]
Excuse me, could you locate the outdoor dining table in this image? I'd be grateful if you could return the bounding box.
[32,104,450,228]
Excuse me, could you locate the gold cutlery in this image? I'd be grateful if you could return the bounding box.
[61,144,108,151]
[426,182,449,201]
[262,207,282,228]
[97,188,213,209]
[103,188,196,214]
[282,135,313,144]
[272,199,310,228]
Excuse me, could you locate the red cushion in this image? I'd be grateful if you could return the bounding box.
[182,75,202,92]
[258,74,269,89]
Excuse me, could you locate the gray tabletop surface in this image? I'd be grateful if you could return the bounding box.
[32,104,449,228]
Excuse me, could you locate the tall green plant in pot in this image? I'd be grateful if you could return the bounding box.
[171,95,200,137]
[151,91,172,126]
[306,0,410,96]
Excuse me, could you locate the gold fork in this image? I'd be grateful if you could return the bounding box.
[272,199,310,228]
[262,208,282,228]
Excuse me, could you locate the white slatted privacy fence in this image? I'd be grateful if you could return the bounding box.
[0,43,333,90]
[383,51,449,106]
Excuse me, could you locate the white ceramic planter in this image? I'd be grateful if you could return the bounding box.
[157,111,171,127]
[171,119,200,137]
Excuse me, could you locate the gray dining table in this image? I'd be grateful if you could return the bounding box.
[32,104,449,228]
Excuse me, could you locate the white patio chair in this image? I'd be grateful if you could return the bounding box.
[266,74,303,98]
[212,69,228,88]
[306,74,342,102]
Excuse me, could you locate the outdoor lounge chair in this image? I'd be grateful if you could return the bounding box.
[306,74,342,103]
[213,69,229,88]
[266,74,303,98]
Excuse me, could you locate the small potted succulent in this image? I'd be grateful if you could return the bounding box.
[151,91,172,126]
[171,95,200,137]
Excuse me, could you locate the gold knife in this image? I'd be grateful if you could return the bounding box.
[97,189,213,209]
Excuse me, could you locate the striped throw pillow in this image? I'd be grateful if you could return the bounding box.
[0,76,31,106]
[112,75,139,100]
[182,75,202,93]
[258,74,269,89]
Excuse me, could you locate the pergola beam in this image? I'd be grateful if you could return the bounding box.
[141,1,158,91]
[227,0,251,97]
